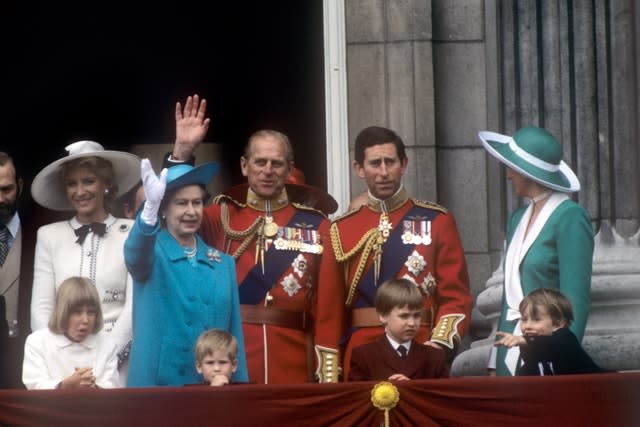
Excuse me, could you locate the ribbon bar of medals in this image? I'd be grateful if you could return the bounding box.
[273,227,323,254]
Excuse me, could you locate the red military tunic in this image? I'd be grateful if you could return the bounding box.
[330,188,472,380]
[200,187,343,384]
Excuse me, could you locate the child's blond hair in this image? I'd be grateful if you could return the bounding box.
[48,276,103,334]
[195,329,238,363]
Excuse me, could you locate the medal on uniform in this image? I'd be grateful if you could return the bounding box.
[421,272,437,296]
[405,250,426,276]
[402,220,415,245]
[273,225,323,254]
[422,221,432,245]
[263,215,279,237]
[373,213,393,283]
[402,219,432,245]
[378,213,392,237]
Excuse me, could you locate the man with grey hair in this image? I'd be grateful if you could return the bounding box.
[165,95,343,384]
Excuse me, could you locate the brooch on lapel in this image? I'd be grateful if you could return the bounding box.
[207,249,221,263]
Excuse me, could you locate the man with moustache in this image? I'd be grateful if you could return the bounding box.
[0,151,36,388]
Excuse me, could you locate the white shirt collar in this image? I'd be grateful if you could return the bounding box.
[52,330,99,350]
[385,333,412,351]
[4,212,20,238]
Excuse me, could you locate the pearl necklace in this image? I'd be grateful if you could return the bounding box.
[183,236,197,259]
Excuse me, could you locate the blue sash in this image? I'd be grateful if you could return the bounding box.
[238,210,323,305]
[352,206,440,308]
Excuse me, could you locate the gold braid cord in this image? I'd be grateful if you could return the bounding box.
[330,222,382,306]
[220,202,263,260]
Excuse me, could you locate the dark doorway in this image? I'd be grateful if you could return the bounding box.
[1,2,326,191]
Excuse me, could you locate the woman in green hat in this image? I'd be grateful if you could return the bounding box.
[479,127,594,376]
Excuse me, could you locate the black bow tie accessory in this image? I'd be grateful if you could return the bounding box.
[74,222,107,244]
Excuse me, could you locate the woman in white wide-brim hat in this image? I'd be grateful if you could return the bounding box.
[30,140,140,384]
[478,127,594,376]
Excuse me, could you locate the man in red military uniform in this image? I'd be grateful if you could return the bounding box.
[330,126,472,379]
[167,95,343,384]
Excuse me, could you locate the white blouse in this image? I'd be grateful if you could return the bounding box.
[22,328,120,389]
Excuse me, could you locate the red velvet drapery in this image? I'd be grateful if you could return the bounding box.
[1,373,638,426]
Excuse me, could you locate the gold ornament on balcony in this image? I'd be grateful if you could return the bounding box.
[371,381,400,427]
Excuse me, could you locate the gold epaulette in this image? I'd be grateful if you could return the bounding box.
[291,202,328,219]
[412,199,448,214]
[213,193,246,207]
[330,204,364,223]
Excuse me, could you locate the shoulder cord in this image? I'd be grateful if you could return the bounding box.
[220,201,264,260]
[330,223,383,306]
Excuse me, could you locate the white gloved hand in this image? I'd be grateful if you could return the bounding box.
[140,159,168,226]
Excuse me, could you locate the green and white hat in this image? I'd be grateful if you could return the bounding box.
[478,127,580,192]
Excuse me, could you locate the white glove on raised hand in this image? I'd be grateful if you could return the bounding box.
[140,158,168,226]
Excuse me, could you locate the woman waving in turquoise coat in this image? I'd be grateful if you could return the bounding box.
[479,127,594,376]
[125,160,248,386]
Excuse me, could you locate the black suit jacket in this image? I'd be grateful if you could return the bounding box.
[348,335,449,382]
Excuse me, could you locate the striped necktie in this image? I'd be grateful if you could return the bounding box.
[398,345,407,359]
[0,224,9,267]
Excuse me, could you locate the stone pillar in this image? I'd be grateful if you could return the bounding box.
[452,0,640,375]
[431,0,494,319]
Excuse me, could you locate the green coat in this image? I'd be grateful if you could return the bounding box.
[495,198,594,376]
